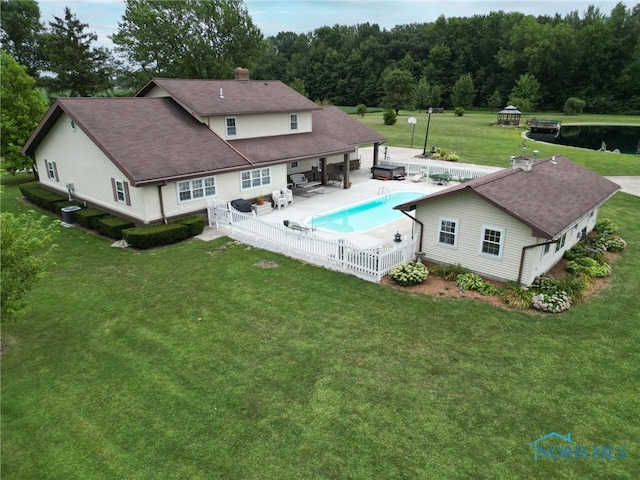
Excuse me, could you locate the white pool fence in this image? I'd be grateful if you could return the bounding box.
[207,199,417,283]
[380,157,500,181]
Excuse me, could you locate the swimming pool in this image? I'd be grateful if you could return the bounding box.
[307,191,424,233]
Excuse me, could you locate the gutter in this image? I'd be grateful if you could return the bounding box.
[158,181,168,224]
[517,239,559,285]
[399,210,425,257]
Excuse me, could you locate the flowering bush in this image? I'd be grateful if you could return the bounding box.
[532,291,572,313]
[594,218,618,234]
[594,235,626,252]
[389,261,429,286]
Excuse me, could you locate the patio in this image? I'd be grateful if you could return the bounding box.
[199,146,492,247]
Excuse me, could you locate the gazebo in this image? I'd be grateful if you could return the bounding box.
[497,105,522,126]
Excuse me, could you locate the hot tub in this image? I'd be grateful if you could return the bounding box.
[371,164,406,180]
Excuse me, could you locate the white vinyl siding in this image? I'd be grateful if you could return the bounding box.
[177,176,216,203]
[206,111,312,139]
[241,167,271,190]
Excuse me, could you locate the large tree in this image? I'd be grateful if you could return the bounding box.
[381,67,415,114]
[1,211,58,322]
[0,52,47,175]
[450,73,475,109]
[42,7,113,96]
[112,0,265,85]
[508,73,541,112]
[0,0,44,77]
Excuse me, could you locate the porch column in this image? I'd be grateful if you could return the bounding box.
[320,157,327,185]
[343,153,350,189]
[373,142,380,166]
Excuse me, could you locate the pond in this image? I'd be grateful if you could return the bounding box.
[528,125,640,154]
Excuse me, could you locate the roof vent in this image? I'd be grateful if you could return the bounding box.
[234,67,250,81]
[219,88,224,99]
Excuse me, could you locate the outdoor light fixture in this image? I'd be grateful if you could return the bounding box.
[394,231,402,243]
[422,107,433,156]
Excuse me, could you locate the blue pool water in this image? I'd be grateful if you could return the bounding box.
[307,191,425,233]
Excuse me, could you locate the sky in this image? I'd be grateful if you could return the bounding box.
[36,0,635,50]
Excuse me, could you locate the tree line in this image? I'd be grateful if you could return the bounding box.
[2,0,639,114]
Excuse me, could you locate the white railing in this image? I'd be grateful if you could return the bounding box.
[382,158,500,181]
[207,199,416,282]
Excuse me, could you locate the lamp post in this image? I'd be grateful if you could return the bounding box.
[407,116,417,148]
[422,107,433,156]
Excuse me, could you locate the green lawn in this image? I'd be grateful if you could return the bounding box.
[2,114,640,479]
[356,110,640,176]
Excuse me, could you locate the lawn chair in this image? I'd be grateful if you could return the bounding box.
[281,186,293,204]
[283,220,309,232]
[271,190,287,209]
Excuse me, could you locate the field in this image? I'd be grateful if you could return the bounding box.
[1,110,639,478]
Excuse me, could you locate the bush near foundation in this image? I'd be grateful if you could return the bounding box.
[175,216,205,236]
[19,182,67,213]
[94,215,135,240]
[389,261,429,286]
[122,223,190,249]
[75,208,109,229]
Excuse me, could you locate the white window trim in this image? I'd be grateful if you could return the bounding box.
[479,225,505,260]
[240,167,272,191]
[289,113,299,131]
[437,216,459,249]
[541,242,551,259]
[225,116,237,137]
[176,176,217,203]
[46,160,58,181]
[114,178,128,204]
[555,233,567,253]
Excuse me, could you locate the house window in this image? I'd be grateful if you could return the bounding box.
[177,176,216,203]
[290,161,299,168]
[289,113,298,131]
[111,178,130,206]
[241,167,271,190]
[480,226,504,258]
[46,160,58,181]
[437,217,458,248]
[555,233,567,252]
[226,117,237,137]
[542,242,551,258]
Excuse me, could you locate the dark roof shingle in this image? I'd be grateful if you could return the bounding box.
[395,155,620,238]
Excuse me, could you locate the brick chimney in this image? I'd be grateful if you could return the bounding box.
[234,67,250,81]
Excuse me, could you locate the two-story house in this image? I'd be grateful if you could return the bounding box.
[22,68,386,225]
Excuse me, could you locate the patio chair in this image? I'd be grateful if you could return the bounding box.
[290,173,309,190]
[281,186,293,204]
[283,220,309,232]
[328,171,343,185]
[271,190,287,209]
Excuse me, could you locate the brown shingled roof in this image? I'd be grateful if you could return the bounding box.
[136,78,322,116]
[229,106,387,163]
[23,97,251,185]
[394,155,620,239]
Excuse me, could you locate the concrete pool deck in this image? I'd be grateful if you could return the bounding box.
[198,145,639,245]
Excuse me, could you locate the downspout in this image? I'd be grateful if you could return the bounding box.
[517,239,559,285]
[158,181,168,224]
[399,210,425,256]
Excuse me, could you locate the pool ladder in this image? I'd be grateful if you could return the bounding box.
[378,186,390,201]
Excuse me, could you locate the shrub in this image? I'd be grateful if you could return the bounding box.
[440,263,469,281]
[564,97,586,115]
[123,223,190,249]
[553,275,590,303]
[356,104,367,117]
[383,109,397,125]
[564,242,589,261]
[566,257,611,279]
[446,154,460,162]
[456,273,498,296]
[75,208,109,229]
[532,291,572,313]
[499,282,533,310]
[94,215,135,240]
[594,218,618,234]
[19,183,68,213]
[594,235,626,252]
[389,261,429,286]
[176,216,205,236]
[454,107,464,116]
